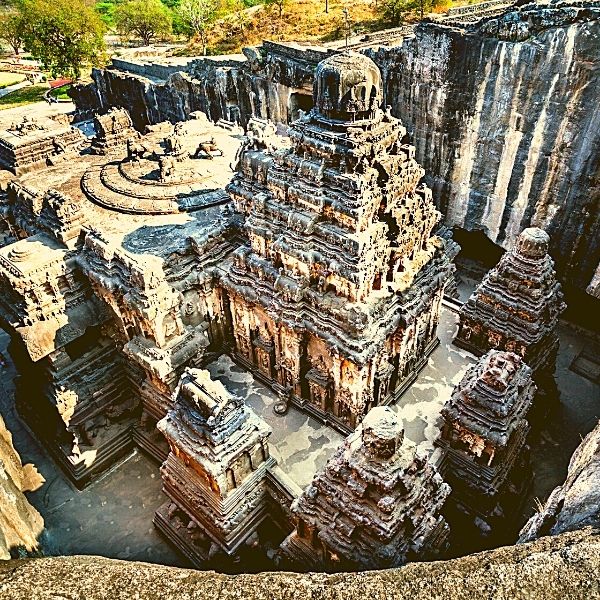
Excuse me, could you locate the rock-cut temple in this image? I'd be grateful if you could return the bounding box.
[0,49,566,571]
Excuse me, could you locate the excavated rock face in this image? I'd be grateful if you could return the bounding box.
[0,415,44,559]
[519,419,600,543]
[155,368,275,564]
[281,406,450,571]
[436,350,535,539]
[455,227,565,393]
[222,52,450,432]
[73,3,600,297]
[1,529,600,599]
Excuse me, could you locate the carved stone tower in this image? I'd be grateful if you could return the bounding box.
[223,52,450,432]
[154,367,276,566]
[435,350,535,545]
[280,406,450,571]
[455,227,565,403]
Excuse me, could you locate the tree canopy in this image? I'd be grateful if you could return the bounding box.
[15,0,106,78]
[0,9,25,55]
[115,0,173,46]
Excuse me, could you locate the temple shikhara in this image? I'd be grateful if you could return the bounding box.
[225,53,450,432]
[435,350,535,547]
[455,227,566,403]
[0,47,572,571]
[281,406,450,571]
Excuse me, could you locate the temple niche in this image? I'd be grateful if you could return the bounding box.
[223,52,451,432]
[455,227,566,407]
[280,406,450,571]
[435,350,535,547]
[154,368,276,566]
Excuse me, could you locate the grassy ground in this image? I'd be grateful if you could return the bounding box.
[0,72,26,89]
[50,84,72,100]
[0,85,48,110]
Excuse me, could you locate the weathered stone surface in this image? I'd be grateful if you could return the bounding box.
[155,367,275,564]
[72,2,600,297]
[455,227,565,401]
[282,406,449,571]
[436,350,535,542]
[1,528,599,599]
[0,119,242,484]
[0,415,43,560]
[0,115,86,175]
[520,418,600,543]
[223,52,450,431]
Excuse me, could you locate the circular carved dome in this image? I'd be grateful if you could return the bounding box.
[313,52,383,122]
[361,406,403,458]
[516,227,550,259]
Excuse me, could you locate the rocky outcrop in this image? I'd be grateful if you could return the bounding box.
[0,415,44,559]
[372,2,600,297]
[72,2,600,297]
[1,528,599,599]
[519,419,600,543]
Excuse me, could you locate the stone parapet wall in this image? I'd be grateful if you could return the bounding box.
[1,529,598,599]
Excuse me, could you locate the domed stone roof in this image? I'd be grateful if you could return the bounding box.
[313,52,383,122]
[516,227,550,259]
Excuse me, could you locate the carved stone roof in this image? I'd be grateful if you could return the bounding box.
[313,52,383,122]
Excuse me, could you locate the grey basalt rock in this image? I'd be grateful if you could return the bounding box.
[519,419,600,543]
[1,528,599,599]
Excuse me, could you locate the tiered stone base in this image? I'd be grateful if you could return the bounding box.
[16,395,136,489]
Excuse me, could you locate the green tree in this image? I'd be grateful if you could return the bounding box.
[0,9,25,55]
[177,0,219,54]
[19,0,106,78]
[265,0,286,19]
[115,0,173,46]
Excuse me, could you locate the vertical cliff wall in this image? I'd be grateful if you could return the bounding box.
[72,3,600,295]
[0,415,44,559]
[519,419,600,543]
[371,4,600,294]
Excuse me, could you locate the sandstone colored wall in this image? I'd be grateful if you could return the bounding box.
[0,528,598,599]
[0,415,44,559]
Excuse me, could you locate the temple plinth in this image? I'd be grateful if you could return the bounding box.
[280,406,450,571]
[223,52,451,432]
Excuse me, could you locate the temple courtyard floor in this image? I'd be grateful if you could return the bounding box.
[0,303,597,566]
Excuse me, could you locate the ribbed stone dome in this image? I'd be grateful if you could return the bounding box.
[516,227,550,259]
[313,52,383,122]
[361,406,404,458]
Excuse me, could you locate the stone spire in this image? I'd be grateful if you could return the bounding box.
[280,406,450,571]
[223,52,451,432]
[455,227,565,400]
[435,350,535,543]
[154,367,276,565]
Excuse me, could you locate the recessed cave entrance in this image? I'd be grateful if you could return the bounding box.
[289,92,313,122]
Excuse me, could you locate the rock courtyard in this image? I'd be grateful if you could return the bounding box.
[0,0,598,592]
